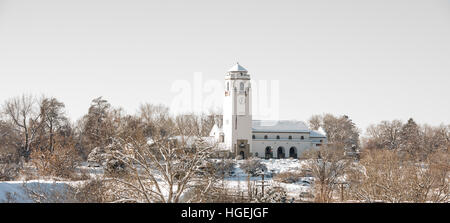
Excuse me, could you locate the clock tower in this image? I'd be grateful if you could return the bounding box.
[223,63,252,159]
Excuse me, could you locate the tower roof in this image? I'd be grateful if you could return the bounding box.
[228,63,248,72]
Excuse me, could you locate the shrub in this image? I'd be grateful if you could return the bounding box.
[240,158,267,177]
[104,158,128,177]
[0,152,21,181]
[74,179,111,203]
[213,159,236,178]
[30,138,80,179]
[0,163,20,181]
[254,186,289,203]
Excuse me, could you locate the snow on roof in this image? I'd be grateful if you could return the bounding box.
[252,120,310,133]
[228,63,248,72]
[209,124,223,136]
[310,130,327,138]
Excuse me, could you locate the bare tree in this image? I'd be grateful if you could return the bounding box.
[308,114,360,150]
[365,120,403,150]
[2,94,42,160]
[38,97,69,152]
[347,149,449,203]
[308,115,322,131]
[78,97,115,157]
[302,145,351,202]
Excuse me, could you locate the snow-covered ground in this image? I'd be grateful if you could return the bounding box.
[0,158,314,203]
[224,159,314,200]
[0,180,78,203]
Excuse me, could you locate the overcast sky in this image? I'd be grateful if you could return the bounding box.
[0,0,449,133]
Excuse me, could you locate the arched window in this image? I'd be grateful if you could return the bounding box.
[240,82,245,91]
[277,147,285,159]
[289,136,292,140]
[264,135,268,139]
[289,147,298,159]
[301,136,304,140]
[265,147,273,159]
[276,135,280,139]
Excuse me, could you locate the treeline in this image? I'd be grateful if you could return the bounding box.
[0,94,221,180]
[305,114,449,203]
[308,114,449,160]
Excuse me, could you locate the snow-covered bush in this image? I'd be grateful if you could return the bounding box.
[213,159,236,178]
[105,158,128,177]
[87,143,129,177]
[74,179,111,203]
[87,147,110,167]
[254,186,288,203]
[240,158,267,177]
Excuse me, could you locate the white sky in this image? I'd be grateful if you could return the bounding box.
[0,0,449,133]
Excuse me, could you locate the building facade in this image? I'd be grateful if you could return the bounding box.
[210,63,327,159]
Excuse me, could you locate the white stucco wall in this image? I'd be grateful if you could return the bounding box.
[250,132,326,158]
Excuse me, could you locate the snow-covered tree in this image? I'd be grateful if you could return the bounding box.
[105,107,217,203]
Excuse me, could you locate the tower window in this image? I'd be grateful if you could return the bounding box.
[276,135,280,139]
[301,136,304,140]
[289,136,292,140]
[264,135,268,139]
[252,135,255,139]
[227,82,229,91]
[240,82,244,91]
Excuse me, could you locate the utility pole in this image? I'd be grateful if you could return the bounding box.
[256,171,270,198]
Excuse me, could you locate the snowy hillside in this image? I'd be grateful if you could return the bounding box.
[0,180,76,203]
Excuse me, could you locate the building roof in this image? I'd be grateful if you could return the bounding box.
[310,130,327,138]
[252,120,327,138]
[228,63,248,72]
[252,120,309,133]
